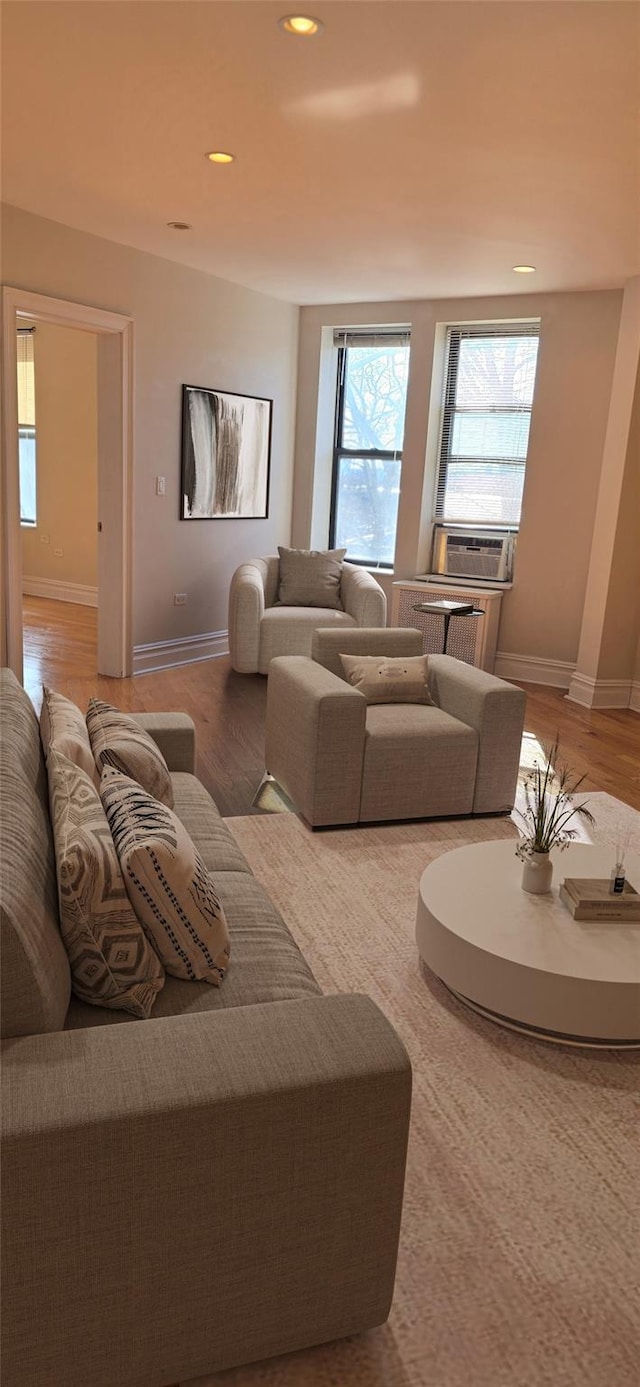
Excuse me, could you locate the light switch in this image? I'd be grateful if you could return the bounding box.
[156,476,166,496]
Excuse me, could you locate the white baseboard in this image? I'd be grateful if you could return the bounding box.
[494,651,574,688]
[566,672,633,709]
[23,576,98,607]
[133,629,229,676]
[630,681,640,714]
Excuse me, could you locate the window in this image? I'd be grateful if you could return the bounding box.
[17,329,37,525]
[435,324,540,528]
[330,329,410,567]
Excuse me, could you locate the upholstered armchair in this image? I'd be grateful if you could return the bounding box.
[265,628,526,827]
[228,557,387,674]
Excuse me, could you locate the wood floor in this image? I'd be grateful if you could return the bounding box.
[21,595,640,815]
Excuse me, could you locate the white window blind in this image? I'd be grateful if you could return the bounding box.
[17,330,36,426]
[435,324,540,528]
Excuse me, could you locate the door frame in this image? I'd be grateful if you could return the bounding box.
[1,285,134,678]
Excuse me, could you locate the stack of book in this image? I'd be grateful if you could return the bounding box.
[559,877,640,921]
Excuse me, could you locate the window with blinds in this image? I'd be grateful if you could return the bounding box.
[17,329,37,525]
[330,328,410,567]
[435,324,540,528]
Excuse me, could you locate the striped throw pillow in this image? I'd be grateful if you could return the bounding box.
[87,698,174,807]
[47,749,165,1018]
[101,768,231,986]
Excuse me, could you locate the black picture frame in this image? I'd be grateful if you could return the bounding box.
[180,384,272,520]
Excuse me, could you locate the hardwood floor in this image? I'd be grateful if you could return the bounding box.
[20,596,640,814]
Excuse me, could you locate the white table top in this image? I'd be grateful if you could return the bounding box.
[418,841,640,986]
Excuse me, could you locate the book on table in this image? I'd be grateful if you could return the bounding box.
[560,878,640,922]
[412,600,476,615]
[562,877,639,907]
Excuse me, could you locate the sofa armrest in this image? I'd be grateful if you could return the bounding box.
[428,655,526,813]
[228,562,267,672]
[265,656,366,826]
[1,995,411,1387]
[341,562,387,627]
[131,711,196,773]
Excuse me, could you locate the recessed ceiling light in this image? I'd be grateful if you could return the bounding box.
[206,150,235,164]
[167,221,192,230]
[512,265,536,274]
[279,14,324,36]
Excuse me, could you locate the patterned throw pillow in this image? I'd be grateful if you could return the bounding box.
[277,546,346,609]
[339,652,435,705]
[47,748,165,1018]
[40,685,98,785]
[86,698,174,807]
[101,768,231,986]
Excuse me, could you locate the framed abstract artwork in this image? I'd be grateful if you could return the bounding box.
[181,384,272,520]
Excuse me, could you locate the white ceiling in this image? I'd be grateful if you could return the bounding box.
[2,1,639,304]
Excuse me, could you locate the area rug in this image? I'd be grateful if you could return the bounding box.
[189,796,639,1387]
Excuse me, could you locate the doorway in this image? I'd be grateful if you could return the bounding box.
[18,318,99,702]
[1,287,133,681]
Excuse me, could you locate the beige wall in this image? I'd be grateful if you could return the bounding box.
[294,290,623,668]
[597,360,640,681]
[21,320,98,589]
[2,203,298,650]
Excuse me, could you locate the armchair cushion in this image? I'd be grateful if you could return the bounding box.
[277,546,346,608]
[340,652,435,705]
[360,705,478,822]
[259,605,356,671]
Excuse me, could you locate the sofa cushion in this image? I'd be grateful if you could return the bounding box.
[259,606,357,673]
[170,772,252,873]
[0,670,71,1039]
[65,870,321,1028]
[339,652,434,705]
[277,546,346,609]
[101,769,230,986]
[47,749,165,1019]
[360,704,478,822]
[87,698,174,807]
[40,685,98,784]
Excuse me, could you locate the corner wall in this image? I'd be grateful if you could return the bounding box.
[2,203,299,667]
[294,290,623,679]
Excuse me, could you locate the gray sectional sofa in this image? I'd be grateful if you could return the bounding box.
[0,669,412,1387]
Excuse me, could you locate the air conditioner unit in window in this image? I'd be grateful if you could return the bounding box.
[431,525,516,584]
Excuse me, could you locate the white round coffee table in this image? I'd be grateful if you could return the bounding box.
[416,840,640,1047]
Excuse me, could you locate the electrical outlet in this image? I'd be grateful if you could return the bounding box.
[40,533,50,544]
[54,547,63,557]
[174,593,187,606]
[156,476,166,496]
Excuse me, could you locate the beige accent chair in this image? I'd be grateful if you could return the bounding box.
[228,556,387,673]
[265,628,526,827]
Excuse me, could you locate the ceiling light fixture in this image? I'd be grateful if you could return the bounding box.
[279,14,324,36]
[206,150,235,164]
[167,221,192,230]
[512,265,536,273]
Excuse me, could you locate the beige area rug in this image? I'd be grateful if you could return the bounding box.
[189,796,640,1387]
